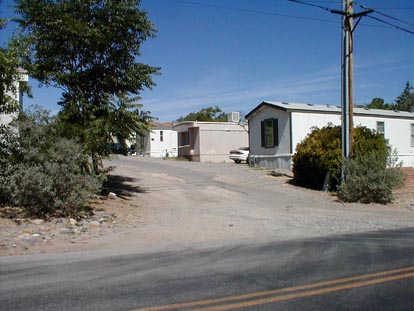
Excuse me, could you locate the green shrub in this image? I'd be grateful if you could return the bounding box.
[338,150,405,204]
[4,139,102,217]
[292,125,388,190]
[0,107,104,217]
[292,125,341,189]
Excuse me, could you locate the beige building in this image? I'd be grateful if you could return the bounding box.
[173,121,248,162]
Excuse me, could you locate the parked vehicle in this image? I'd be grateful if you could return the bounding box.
[108,143,130,156]
[229,147,249,164]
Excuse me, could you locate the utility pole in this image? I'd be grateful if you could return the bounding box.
[341,0,353,180]
[334,0,372,181]
[289,0,383,180]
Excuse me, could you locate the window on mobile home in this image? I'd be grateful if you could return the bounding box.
[261,118,279,148]
[411,123,414,147]
[376,121,385,135]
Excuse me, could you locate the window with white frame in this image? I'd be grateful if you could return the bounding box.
[376,121,385,135]
[160,130,164,142]
[411,123,414,147]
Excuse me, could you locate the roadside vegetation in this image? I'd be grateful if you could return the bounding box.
[1,106,103,217]
[0,0,159,218]
[337,150,404,204]
[292,125,406,204]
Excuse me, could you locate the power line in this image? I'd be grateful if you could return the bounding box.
[171,0,339,24]
[353,3,414,34]
[161,0,411,31]
[368,7,414,11]
[356,4,414,28]
[373,10,414,27]
[289,0,414,34]
[365,15,414,35]
[287,0,333,12]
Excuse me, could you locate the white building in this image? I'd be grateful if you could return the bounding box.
[137,122,178,158]
[0,68,28,125]
[246,101,414,169]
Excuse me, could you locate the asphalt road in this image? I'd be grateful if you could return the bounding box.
[1,228,413,311]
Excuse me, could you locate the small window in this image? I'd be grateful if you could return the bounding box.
[160,130,164,142]
[261,118,279,148]
[376,121,385,135]
[179,131,189,146]
[411,123,414,147]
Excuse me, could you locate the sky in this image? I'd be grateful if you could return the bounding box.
[1,0,413,122]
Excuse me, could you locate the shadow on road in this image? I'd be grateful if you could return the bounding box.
[102,174,148,199]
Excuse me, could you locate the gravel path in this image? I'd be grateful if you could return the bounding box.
[1,156,413,257]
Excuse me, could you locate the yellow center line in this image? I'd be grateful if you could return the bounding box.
[192,272,414,311]
[132,266,414,311]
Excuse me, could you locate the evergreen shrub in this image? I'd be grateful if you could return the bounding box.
[292,125,389,191]
[338,150,405,204]
[0,107,103,217]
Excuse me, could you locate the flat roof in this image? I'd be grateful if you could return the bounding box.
[245,101,414,120]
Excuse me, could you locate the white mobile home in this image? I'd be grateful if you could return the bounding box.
[246,101,414,170]
[137,122,178,158]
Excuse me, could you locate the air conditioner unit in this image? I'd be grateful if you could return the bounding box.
[227,112,240,123]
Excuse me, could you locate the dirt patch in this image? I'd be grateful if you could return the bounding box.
[1,157,413,257]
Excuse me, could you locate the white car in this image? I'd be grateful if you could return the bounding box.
[229,147,249,164]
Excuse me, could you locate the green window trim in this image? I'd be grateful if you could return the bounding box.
[261,118,279,148]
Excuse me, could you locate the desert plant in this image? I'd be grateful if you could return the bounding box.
[0,106,104,217]
[338,150,405,204]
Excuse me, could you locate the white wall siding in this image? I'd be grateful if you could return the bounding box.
[249,107,291,156]
[145,129,178,158]
[353,116,414,167]
[248,107,291,169]
[246,102,414,169]
[0,71,28,126]
[292,113,414,167]
[291,112,341,152]
[0,113,17,125]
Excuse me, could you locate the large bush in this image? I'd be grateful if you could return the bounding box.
[338,150,405,204]
[0,107,103,217]
[292,125,388,190]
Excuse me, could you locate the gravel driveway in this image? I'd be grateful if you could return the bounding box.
[1,156,413,256]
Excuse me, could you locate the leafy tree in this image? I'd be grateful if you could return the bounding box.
[109,96,156,149]
[365,97,392,110]
[394,81,414,112]
[177,106,228,122]
[14,0,160,173]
